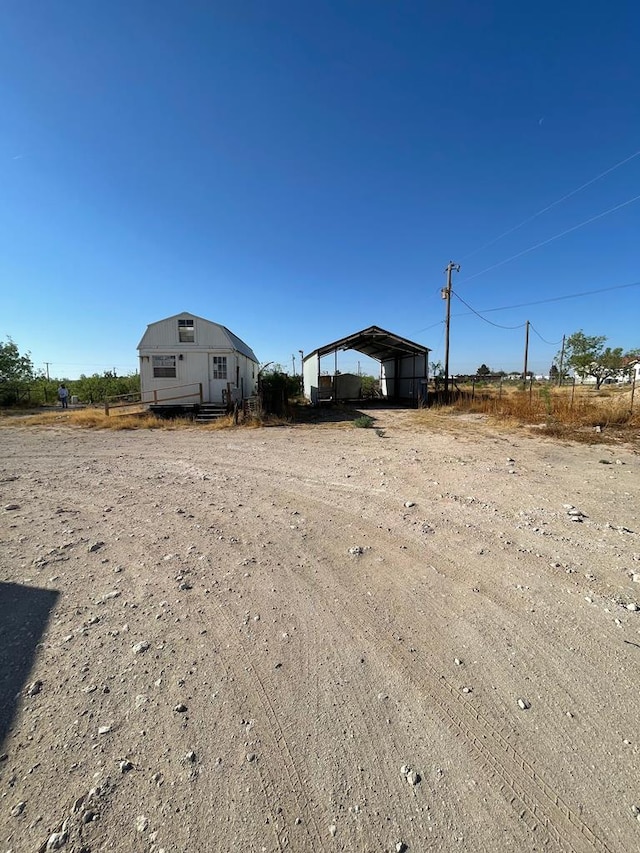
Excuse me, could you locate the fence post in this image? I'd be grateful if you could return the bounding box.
[199,382,203,403]
[529,376,533,403]
[630,374,636,413]
[104,400,109,416]
[570,377,576,409]
[471,378,475,402]
[153,389,158,404]
[499,378,503,399]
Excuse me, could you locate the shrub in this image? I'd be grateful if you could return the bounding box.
[353,415,374,429]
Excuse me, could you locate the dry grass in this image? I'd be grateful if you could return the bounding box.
[1,409,194,430]
[1,407,273,432]
[415,385,639,445]
[200,414,237,430]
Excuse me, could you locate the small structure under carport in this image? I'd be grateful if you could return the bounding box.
[302,325,430,406]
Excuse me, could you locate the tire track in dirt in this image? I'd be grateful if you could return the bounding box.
[189,550,422,851]
[263,467,638,719]
[293,560,613,853]
[252,487,615,853]
[192,590,330,852]
[324,630,420,850]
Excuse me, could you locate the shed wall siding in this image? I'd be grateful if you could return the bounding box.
[139,350,258,404]
[302,354,321,403]
[139,351,209,404]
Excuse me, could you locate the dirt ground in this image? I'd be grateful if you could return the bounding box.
[1,409,639,853]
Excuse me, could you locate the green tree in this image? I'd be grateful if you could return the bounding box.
[0,338,34,383]
[429,360,444,389]
[476,363,491,376]
[73,371,140,404]
[360,374,379,397]
[258,364,300,408]
[0,338,34,405]
[559,331,625,389]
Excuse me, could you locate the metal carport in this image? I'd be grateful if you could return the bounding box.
[302,326,431,405]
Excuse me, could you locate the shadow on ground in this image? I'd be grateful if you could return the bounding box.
[293,404,383,425]
[0,582,59,749]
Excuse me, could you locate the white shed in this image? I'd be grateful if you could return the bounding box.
[138,312,259,406]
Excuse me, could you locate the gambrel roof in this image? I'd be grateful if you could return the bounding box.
[137,312,258,362]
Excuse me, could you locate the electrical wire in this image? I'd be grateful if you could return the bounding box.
[418,319,446,333]
[529,324,563,347]
[414,279,640,336]
[454,278,640,316]
[460,147,640,261]
[429,319,447,366]
[452,291,527,330]
[457,192,640,285]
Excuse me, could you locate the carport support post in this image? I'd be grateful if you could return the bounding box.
[413,354,416,402]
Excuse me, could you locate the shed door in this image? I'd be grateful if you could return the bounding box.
[209,355,229,402]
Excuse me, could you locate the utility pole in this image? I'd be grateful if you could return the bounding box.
[558,334,566,386]
[44,362,51,381]
[298,350,304,394]
[442,261,460,399]
[523,320,530,382]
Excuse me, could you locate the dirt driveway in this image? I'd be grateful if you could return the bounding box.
[1,410,639,852]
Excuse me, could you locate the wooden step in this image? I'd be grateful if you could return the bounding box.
[195,404,228,423]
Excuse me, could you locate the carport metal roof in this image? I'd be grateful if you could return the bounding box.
[308,325,430,362]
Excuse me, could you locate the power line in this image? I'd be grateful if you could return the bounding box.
[529,323,563,347]
[460,147,640,262]
[421,319,446,333]
[457,192,640,285]
[414,278,640,339]
[452,291,527,330]
[454,278,640,316]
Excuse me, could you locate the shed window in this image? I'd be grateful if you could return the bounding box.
[212,356,227,379]
[152,355,177,378]
[178,319,195,342]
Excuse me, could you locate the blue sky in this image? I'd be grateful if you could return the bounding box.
[2,1,639,379]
